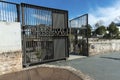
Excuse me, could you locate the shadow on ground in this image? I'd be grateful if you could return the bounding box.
[100,57,120,61]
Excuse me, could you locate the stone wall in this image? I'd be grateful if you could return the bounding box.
[0,51,22,75]
[89,39,120,56]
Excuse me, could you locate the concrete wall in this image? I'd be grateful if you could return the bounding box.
[0,22,21,52]
[89,39,120,56]
[0,22,22,75]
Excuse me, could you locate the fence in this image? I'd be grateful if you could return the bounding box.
[21,3,69,66]
[69,14,89,56]
[0,1,20,22]
[0,1,69,66]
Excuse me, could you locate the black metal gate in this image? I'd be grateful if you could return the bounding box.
[69,14,89,56]
[0,1,20,22]
[21,3,69,66]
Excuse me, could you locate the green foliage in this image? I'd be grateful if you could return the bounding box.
[35,50,42,59]
[94,20,104,29]
[95,22,100,28]
[69,34,75,42]
[87,24,92,37]
[107,22,119,38]
[80,24,92,37]
[95,25,106,35]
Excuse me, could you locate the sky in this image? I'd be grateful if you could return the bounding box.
[3,0,120,26]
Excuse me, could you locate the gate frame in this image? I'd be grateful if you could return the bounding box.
[21,3,69,66]
[69,14,89,56]
[0,0,69,66]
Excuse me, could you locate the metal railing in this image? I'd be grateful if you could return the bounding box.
[0,1,20,22]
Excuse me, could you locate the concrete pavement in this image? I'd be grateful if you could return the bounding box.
[48,52,120,80]
[68,55,86,60]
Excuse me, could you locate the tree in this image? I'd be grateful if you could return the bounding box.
[87,24,92,37]
[94,20,104,29]
[79,24,92,38]
[95,25,106,35]
[107,22,119,38]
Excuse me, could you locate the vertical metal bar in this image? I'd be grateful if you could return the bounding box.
[36,8,39,25]
[46,11,47,26]
[69,20,72,57]
[25,5,27,26]
[5,3,7,21]
[86,14,89,56]
[3,3,7,22]
[30,40,32,63]
[22,4,25,26]
[9,4,11,22]
[45,11,46,26]
[2,3,4,21]
[16,4,20,22]
[21,4,27,65]
[38,9,40,25]
[51,11,54,59]
[26,5,28,25]
[35,8,37,25]
[33,8,35,25]
[11,4,13,22]
[66,12,69,57]
[0,2,1,21]
[14,5,16,22]
[0,2,2,21]
[27,6,31,25]
[8,4,10,22]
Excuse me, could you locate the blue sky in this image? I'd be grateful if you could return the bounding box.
[5,0,120,26]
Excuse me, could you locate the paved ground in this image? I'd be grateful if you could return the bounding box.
[68,55,86,60]
[48,52,120,80]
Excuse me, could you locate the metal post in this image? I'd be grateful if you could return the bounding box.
[16,4,20,22]
[69,20,72,54]
[66,12,69,57]
[21,4,27,65]
[86,14,89,56]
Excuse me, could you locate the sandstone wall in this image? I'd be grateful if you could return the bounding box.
[89,39,120,56]
[0,51,22,75]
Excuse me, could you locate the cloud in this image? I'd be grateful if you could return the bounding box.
[32,14,51,21]
[89,0,120,27]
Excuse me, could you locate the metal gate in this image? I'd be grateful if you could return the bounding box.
[0,1,20,22]
[21,3,69,66]
[69,14,89,56]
